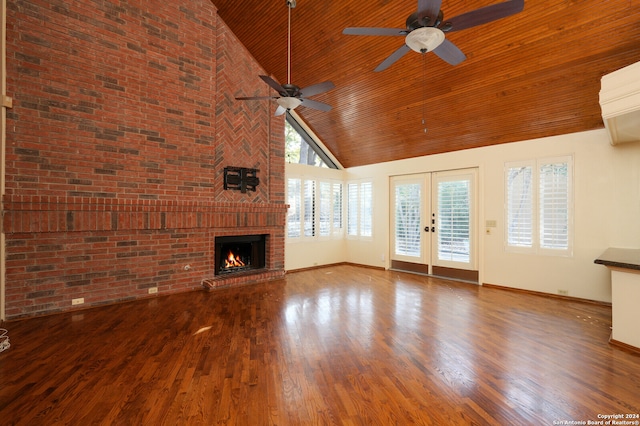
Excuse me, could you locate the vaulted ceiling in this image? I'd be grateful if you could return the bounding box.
[213,0,640,168]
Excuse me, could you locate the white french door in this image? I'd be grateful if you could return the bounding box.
[390,173,432,270]
[390,168,478,280]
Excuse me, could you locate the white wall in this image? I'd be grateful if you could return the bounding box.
[286,129,640,303]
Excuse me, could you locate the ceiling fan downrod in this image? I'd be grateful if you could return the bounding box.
[286,0,296,85]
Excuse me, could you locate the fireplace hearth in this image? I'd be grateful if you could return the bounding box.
[215,234,266,276]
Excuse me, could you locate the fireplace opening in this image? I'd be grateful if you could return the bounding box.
[215,235,266,276]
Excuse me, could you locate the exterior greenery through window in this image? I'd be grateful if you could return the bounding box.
[285,114,337,169]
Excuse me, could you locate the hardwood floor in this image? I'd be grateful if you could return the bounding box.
[1,265,638,425]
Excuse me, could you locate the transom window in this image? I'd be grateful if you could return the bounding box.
[285,114,338,169]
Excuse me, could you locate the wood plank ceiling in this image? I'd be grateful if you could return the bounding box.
[213,0,640,168]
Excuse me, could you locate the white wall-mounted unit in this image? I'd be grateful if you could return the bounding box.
[600,61,640,145]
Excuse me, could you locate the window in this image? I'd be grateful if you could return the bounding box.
[285,114,338,169]
[287,177,343,240]
[539,162,570,250]
[360,182,373,237]
[332,182,343,233]
[319,182,331,237]
[505,156,573,255]
[347,181,373,238]
[347,183,358,236]
[303,180,315,237]
[287,178,301,238]
[506,165,533,247]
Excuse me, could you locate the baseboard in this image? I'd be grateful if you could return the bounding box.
[609,338,640,355]
[286,262,385,274]
[482,282,612,307]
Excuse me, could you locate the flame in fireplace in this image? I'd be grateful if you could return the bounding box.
[224,251,245,268]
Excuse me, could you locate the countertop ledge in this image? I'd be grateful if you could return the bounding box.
[594,248,640,271]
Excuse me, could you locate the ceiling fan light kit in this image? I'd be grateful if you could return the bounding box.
[405,27,445,53]
[277,97,302,110]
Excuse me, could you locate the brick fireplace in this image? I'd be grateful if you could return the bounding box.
[2,0,286,319]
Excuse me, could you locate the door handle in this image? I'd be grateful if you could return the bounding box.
[424,226,430,232]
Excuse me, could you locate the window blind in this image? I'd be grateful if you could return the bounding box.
[347,183,358,236]
[303,180,315,237]
[539,162,569,250]
[437,180,470,263]
[360,182,373,237]
[287,178,301,238]
[394,183,421,257]
[505,157,572,255]
[333,183,343,232]
[506,165,533,247]
[319,182,331,237]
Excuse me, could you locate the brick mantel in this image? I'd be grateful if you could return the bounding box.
[3,195,287,234]
[3,194,287,319]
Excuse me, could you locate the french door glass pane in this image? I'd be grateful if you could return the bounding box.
[437,180,470,263]
[394,183,421,257]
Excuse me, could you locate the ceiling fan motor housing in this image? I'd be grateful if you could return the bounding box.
[406,10,443,30]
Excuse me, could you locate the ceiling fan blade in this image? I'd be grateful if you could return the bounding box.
[343,27,408,36]
[443,0,524,33]
[299,98,332,112]
[274,105,287,116]
[374,44,411,72]
[299,81,336,98]
[259,75,287,95]
[432,38,466,65]
[417,0,442,25]
[235,96,277,101]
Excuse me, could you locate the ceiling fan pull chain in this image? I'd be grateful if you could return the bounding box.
[422,52,428,134]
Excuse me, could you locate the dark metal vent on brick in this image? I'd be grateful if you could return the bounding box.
[223,167,259,193]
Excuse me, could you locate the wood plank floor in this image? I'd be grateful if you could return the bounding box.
[1,265,639,425]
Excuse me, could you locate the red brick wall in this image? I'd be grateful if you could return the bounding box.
[3,0,286,319]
